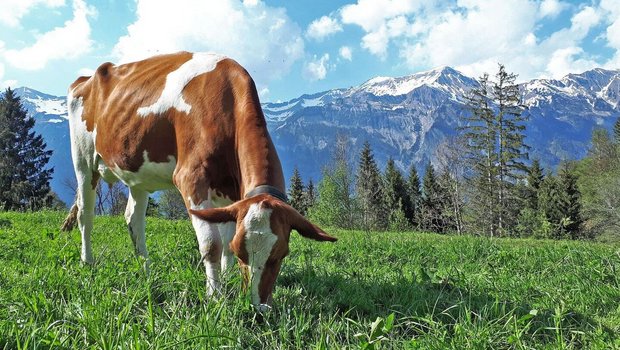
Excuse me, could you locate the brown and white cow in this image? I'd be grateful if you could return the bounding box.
[62,51,336,310]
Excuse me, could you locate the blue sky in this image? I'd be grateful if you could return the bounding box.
[0,0,619,102]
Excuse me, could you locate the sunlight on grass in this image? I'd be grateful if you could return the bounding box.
[0,211,618,348]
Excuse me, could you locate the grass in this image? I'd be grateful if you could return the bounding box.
[0,211,618,349]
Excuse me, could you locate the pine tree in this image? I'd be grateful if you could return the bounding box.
[0,88,53,210]
[558,163,582,239]
[460,65,528,236]
[614,117,620,143]
[356,141,387,230]
[304,179,316,211]
[461,73,499,235]
[525,159,544,211]
[538,175,563,238]
[494,64,529,232]
[288,166,306,215]
[420,163,449,233]
[406,165,422,227]
[538,164,583,239]
[383,158,411,230]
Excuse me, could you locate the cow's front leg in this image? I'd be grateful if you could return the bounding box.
[191,211,223,296]
[219,222,236,273]
[125,189,150,271]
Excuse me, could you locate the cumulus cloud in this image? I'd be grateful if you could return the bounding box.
[303,54,330,81]
[4,0,95,70]
[112,0,304,86]
[539,0,568,19]
[340,0,618,81]
[307,15,343,41]
[78,67,95,77]
[0,62,18,89]
[339,46,353,61]
[0,0,65,27]
[546,47,600,77]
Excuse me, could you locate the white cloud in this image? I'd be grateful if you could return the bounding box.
[4,0,95,70]
[258,87,270,98]
[307,15,343,41]
[0,0,65,27]
[539,0,567,19]
[0,62,18,89]
[303,54,330,81]
[78,67,95,76]
[339,0,620,81]
[112,0,304,86]
[546,47,599,78]
[340,0,423,32]
[339,46,353,61]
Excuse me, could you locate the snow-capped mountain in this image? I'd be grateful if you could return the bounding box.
[13,66,620,206]
[14,87,73,205]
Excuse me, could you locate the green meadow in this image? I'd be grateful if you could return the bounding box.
[0,211,618,349]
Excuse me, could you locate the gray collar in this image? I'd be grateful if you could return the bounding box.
[245,185,288,203]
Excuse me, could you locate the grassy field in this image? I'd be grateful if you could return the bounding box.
[0,211,618,349]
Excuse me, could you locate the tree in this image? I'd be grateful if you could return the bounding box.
[435,138,467,234]
[614,117,620,143]
[146,197,160,217]
[406,165,422,227]
[356,141,387,230]
[304,179,317,211]
[308,134,355,228]
[493,64,529,232]
[557,163,582,239]
[383,158,411,230]
[575,127,620,239]
[525,159,545,211]
[159,189,187,220]
[460,65,528,236]
[288,166,306,215]
[538,164,583,239]
[420,163,450,233]
[0,88,53,211]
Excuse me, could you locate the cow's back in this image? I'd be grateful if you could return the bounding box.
[68,51,263,197]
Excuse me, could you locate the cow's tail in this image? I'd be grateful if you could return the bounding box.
[61,201,78,232]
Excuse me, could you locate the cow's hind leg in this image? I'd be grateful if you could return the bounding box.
[76,172,98,263]
[125,189,149,269]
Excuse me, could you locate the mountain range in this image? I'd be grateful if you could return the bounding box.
[14,66,620,206]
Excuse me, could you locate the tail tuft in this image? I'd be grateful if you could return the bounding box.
[61,203,78,232]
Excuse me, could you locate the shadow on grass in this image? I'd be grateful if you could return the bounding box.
[278,267,615,346]
[0,218,12,228]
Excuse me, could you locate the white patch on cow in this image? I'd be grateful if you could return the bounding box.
[110,151,176,193]
[137,52,226,117]
[243,203,277,306]
[68,89,97,263]
[189,196,225,297]
[219,221,237,272]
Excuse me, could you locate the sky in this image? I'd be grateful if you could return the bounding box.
[0,0,619,103]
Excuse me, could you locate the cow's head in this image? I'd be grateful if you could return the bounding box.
[189,194,336,310]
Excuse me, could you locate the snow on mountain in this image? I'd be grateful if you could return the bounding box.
[10,66,620,206]
[13,87,74,205]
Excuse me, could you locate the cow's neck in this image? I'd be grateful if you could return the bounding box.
[236,122,285,201]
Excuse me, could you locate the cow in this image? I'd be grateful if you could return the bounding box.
[61,51,337,311]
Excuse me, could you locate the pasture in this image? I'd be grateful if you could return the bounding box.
[0,211,618,349]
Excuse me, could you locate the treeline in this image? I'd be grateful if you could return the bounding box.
[289,65,618,241]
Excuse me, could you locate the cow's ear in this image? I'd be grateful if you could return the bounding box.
[189,206,238,223]
[287,206,337,242]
